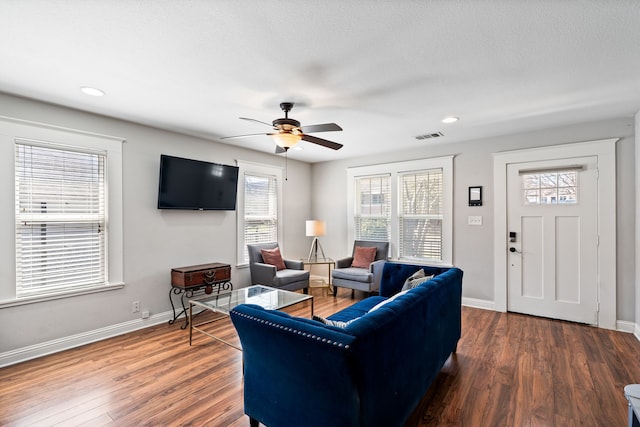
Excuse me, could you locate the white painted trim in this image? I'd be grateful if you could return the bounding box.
[636,323,640,343]
[0,311,174,368]
[235,160,284,267]
[346,155,454,265]
[462,297,495,311]
[492,138,618,329]
[616,320,636,333]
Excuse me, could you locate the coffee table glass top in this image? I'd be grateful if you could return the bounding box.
[191,284,312,315]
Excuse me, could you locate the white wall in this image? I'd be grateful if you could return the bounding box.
[0,93,312,356]
[312,117,636,321]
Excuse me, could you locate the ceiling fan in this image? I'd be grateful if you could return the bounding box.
[222,102,343,153]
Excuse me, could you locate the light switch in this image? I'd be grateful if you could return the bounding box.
[468,215,483,226]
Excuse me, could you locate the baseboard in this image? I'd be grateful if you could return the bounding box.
[0,310,174,368]
[462,297,495,311]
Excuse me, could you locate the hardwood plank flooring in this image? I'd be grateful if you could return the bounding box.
[1,290,640,426]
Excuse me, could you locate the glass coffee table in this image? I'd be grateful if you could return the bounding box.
[188,285,314,350]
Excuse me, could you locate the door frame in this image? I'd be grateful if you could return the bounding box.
[492,138,618,329]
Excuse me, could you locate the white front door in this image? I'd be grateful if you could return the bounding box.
[506,156,598,324]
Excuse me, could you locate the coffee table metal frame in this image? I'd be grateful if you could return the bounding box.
[188,284,314,350]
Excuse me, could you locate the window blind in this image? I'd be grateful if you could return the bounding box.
[15,142,107,297]
[354,174,391,242]
[242,172,278,263]
[398,168,443,261]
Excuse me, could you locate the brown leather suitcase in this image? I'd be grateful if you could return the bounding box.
[171,262,231,288]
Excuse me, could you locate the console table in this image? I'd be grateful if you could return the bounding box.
[168,262,232,329]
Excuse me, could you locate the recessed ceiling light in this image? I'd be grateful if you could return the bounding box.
[442,116,459,124]
[291,146,303,151]
[80,86,105,97]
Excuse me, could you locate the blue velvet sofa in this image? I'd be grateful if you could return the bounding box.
[230,262,463,427]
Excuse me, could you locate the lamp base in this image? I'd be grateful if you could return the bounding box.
[307,237,326,262]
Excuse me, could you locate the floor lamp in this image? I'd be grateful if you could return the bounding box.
[306,220,326,261]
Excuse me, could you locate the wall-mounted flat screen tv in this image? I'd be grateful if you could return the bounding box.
[157,154,239,210]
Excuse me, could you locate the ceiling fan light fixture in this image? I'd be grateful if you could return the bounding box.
[272,132,302,148]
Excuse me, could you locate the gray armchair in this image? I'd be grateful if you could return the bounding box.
[247,243,310,293]
[332,240,389,298]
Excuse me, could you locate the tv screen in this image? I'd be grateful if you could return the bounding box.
[157,154,239,210]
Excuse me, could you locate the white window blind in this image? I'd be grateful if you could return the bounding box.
[398,168,443,261]
[15,142,107,297]
[354,174,391,242]
[242,172,278,263]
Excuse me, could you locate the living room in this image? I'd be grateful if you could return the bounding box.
[1,1,640,425]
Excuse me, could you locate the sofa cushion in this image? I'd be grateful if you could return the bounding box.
[351,246,377,268]
[261,247,286,270]
[332,267,373,283]
[368,289,411,312]
[326,296,385,323]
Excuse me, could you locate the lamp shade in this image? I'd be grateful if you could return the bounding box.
[305,220,326,237]
[272,132,302,148]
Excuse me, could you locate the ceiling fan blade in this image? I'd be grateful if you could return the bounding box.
[300,123,343,133]
[221,132,272,140]
[302,134,343,150]
[240,117,275,128]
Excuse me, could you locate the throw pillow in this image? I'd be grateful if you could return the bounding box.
[260,247,286,271]
[313,315,355,328]
[401,269,434,291]
[368,289,410,312]
[351,246,377,268]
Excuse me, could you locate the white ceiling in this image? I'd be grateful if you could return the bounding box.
[1,1,639,163]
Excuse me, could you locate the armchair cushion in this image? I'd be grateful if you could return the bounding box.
[260,247,286,271]
[332,267,373,284]
[351,246,377,268]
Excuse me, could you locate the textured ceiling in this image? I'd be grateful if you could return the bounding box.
[1,0,639,162]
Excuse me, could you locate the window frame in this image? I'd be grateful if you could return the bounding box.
[347,156,454,265]
[235,160,284,267]
[0,117,124,307]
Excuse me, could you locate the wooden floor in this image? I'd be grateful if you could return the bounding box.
[2,289,640,426]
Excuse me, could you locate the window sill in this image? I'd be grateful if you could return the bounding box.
[0,282,125,308]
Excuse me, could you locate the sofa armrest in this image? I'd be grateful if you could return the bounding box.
[369,260,387,292]
[230,305,360,426]
[284,259,304,270]
[335,257,353,269]
[251,262,276,284]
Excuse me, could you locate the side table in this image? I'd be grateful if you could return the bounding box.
[302,257,334,295]
[168,262,233,329]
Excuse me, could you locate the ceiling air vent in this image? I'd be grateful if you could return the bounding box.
[415,132,444,140]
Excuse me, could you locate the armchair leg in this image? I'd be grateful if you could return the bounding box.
[250,417,259,427]
[351,289,355,299]
[333,286,338,297]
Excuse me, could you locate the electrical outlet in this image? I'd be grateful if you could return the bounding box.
[468,215,483,226]
[132,301,140,313]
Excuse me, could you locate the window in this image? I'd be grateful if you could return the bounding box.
[398,169,443,260]
[15,142,107,297]
[236,161,283,266]
[347,156,453,265]
[0,118,124,306]
[354,174,391,241]
[521,169,579,205]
